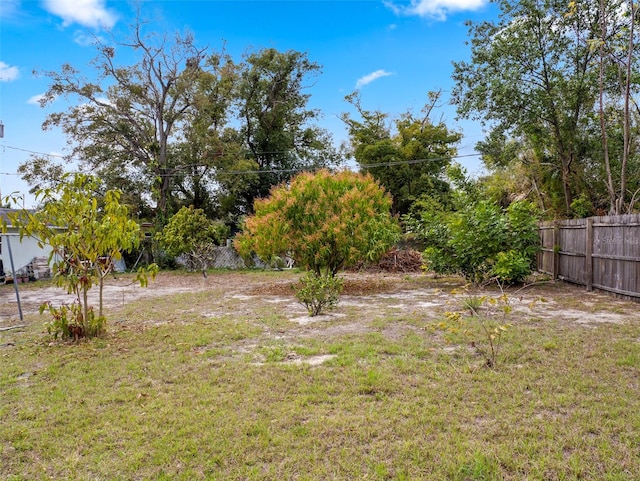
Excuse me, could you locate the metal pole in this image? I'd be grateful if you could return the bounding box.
[5,236,24,322]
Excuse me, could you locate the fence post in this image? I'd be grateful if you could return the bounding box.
[585,217,593,291]
[553,221,559,280]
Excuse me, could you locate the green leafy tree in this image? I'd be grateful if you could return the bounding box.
[452,0,600,217]
[423,200,540,284]
[342,90,461,216]
[30,19,230,221]
[156,206,230,276]
[167,56,239,218]
[228,48,343,220]
[235,169,400,313]
[5,174,156,339]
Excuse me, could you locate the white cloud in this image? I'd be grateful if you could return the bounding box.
[355,70,394,89]
[386,0,487,21]
[73,30,103,46]
[0,61,19,81]
[27,94,46,105]
[42,0,117,29]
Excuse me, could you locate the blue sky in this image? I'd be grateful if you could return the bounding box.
[0,0,497,207]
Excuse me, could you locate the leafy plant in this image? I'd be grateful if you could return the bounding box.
[156,206,230,276]
[40,301,105,341]
[5,173,157,340]
[235,169,400,277]
[570,193,594,219]
[293,271,344,316]
[422,200,540,284]
[491,250,531,284]
[438,286,517,369]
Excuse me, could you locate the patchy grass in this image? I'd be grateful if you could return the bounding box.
[1,271,639,480]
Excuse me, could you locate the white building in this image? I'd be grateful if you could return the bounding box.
[0,208,54,282]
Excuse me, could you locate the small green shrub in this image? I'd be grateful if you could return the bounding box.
[570,193,594,219]
[41,301,106,340]
[293,271,344,316]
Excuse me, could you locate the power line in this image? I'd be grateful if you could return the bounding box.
[0,142,482,177]
[3,145,67,158]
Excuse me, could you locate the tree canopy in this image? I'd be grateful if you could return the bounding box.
[453,0,640,217]
[234,169,401,276]
[341,91,461,216]
[26,21,341,227]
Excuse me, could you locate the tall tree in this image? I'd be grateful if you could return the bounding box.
[452,0,600,216]
[232,48,343,216]
[166,56,239,218]
[592,0,640,214]
[341,91,461,216]
[34,19,230,221]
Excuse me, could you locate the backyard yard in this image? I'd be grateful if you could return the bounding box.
[1,270,639,480]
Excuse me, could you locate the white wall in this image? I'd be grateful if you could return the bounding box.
[0,233,53,276]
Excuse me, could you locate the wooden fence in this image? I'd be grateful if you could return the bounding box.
[538,214,640,298]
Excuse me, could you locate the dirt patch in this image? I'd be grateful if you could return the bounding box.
[1,270,638,330]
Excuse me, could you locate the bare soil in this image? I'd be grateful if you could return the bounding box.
[1,270,638,330]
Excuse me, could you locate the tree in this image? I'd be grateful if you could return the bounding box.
[33,18,232,221]
[230,48,343,218]
[165,55,239,218]
[156,206,230,276]
[28,34,341,228]
[422,200,540,284]
[452,0,600,216]
[5,174,156,339]
[341,90,461,216]
[235,169,400,275]
[591,0,640,214]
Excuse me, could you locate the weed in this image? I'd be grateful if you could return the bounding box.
[462,295,483,314]
[437,284,528,369]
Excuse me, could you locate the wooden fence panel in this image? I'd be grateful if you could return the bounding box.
[538,222,556,276]
[558,219,586,285]
[538,214,640,299]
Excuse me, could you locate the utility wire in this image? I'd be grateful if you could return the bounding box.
[0,142,482,177]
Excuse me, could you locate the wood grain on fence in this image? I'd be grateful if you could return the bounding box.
[538,214,640,298]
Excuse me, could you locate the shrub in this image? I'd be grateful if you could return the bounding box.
[156,206,230,275]
[570,193,594,219]
[293,271,345,317]
[491,250,531,284]
[422,200,540,284]
[235,169,400,314]
[41,302,105,341]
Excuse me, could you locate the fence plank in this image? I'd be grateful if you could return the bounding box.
[586,218,593,291]
[538,214,640,300]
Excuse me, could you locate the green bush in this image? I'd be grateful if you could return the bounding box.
[41,301,106,341]
[293,271,344,316]
[235,169,400,277]
[156,206,230,273]
[491,250,531,284]
[422,200,540,284]
[570,193,594,219]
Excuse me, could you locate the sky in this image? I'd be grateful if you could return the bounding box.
[0,0,498,207]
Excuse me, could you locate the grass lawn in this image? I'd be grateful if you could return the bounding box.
[1,270,639,480]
